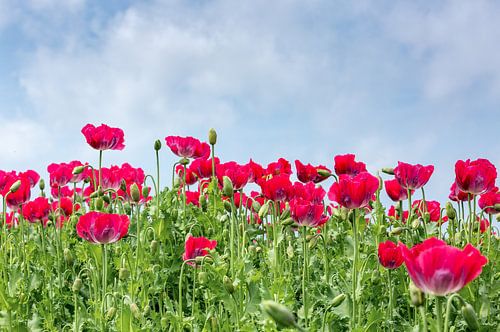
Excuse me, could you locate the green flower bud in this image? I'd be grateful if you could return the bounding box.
[179,157,190,166]
[198,271,209,284]
[258,202,270,219]
[262,300,296,329]
[317,168,332,177]
[106,307,117,320]
[95,197,104,211]
[130,183,140,203]
[306,234,315,242]
[154,139,162,151]
[63,248,74,265]
[251,200,261,213]
[281,217,295,226]
[150,240,158,255]
[130,302,141,319]
[142,186,149,199]
[72,278,82,293]
[409,282,424,307]
[208,128,217,145]
[119,267,130,281]
[223,276,235,294]
[222,176,234,197]
[72,165,85,175]
[39,179,45,191]
[102,194,111,204]
[461,303,479,331]
[223,200,233,213]
[445,202,456,220]
[9,180,21,193]
[389,227,404,236]
[308,236,318,250]
[411,218,421,229]
[381,167,395,175]
[331,293,347,307]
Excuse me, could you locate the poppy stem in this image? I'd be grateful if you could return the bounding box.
[467,194,473,243]
[443,294,463,332]
[419,305,428,332]
[388,269,393,326]
[435,296,444,332]
[101,243,107,330]
[301,226,309,328]
[351,208,358,330]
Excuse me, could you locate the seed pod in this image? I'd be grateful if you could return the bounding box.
[208,128,217,145]
[445,202,456,220]
[119,267,130,281]
[106,307,117,320]
[150,240,158,255]
[409,282,424,307]
[154,139,162,151]
[72,278,82,293]
[262,300,296,329]
[381,167,395,175]
[389,227,404,236]
[39,179,45,191]
[331,294,347,307]
[223,276,235,294]
[461,303,479,331]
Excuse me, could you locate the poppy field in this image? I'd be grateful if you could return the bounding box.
[0,123,498,331]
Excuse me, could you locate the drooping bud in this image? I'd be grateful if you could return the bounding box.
[331,293,347,307]
[208,128,217,145]
[72,278,82,293]
[39,179,45,191]
[262,300,297,329]
[72,165,85,175]
[106,307,117,320]
[409,282,424,307]
[381,167,395,175]
[258,202,270,219]
[308,236,318,250]
[252,200,261,213]
[198,271,209,284]
[223,200,233,213]
[316,169,332,178]
[9,180,21,193]
[130,303,141,319]
[95,197,104,211]
[130,183,141,203]
[411,218,421,229]
[142,186,149,199]
[445,202,456,220]
[64,248,74,265]
[281,217,295,226]
[223,276,235,294]
[389,227,404,236]
[119,267,130,281]
[222,176,234,197]
[150,240,158,255]
[461,303,479,331]
[154,139,162,151]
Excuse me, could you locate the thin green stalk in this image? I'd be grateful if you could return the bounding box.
[351,209,359,330]
[443,294,463,332]
[101,244,108,330]
[435,296,444,332]
[301,226,309,328]
[419,306,428,332]
[388,269,393,327]
[467,194,473,243]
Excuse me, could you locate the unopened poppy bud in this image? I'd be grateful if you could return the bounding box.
[252,200,261,213]
[412,218,421,229]
[255,246,262,253]
[9,180,21,193]
[223,200,232,212]
[124,203,132,215]
[119,267,130,281]
[64,248,74,265]
[72,165,85,175]
[143,303,151,316]
[150,240,158,255]
[409,282,424,307]
[258,202,270,219]
[39,179,45,191]
[179,157,190,166]
[130,303,141,319]
[317,169,332,177]
[461,303,479,331]
[223,276,235,294]
[262,300,296,329]
[423,212,430,223]
[119,180,127,192]
[280,206,290,219]
[389,227,404,236]
[130,183,140,203]
[496,214,500,223]
[445,202,456,220]
[208,128,217,145]
[154,139,162,151]
[72,278,82,293]
[222,176,234,197]
[281,218,295,226]
[308,236,318,250]
[287,244,294,258]
[331,293,347,307]
[102,195,111,204]
[95,198,104,211]
[494,203,500,212]
[306,234,315,242]
[142,186,149,198]
[198,271,208,284]
[381,167,395,175]
[106,307,117,320]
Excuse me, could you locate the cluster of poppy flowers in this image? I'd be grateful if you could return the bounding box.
[0,123,493,300]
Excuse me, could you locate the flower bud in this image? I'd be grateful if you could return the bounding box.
[208,128,217,145]
[281,218,295,226]
[381,167,395,175]
[64,248,74,265]
[72,165,85,175]
[223,276,235,294]
[286,244,294,258]
[445,202,456,220]
[331,293,347,307]
[106,307,117,320]
[130,183,140,203]
[142,186,149,199]
[72,278,82,293]
[389,227,404,236]
[262,300,296,329]
[143,303,151,316]
[308,236,318,250]
[9,180,21,193]
[130,302,141,319]
[258,202,270,219]
[198,271,209,284]
[119,267,130,281]
[222,176,234,197]
[179,157,190,166]
[409,282,424,307]
[411,218,421,229]
[461,303,479,331]
[251,200,261,213]
[306,234,315,242]
[95,197,104,211]
[154,139,162,151]
[150,240,158,255]
[280,206,290,219]
[39,179,45,191]
[223,200,233,213]
[317,169,332,178]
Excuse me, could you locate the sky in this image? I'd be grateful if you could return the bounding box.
[1,0,500,204]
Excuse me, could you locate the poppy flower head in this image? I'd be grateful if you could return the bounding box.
[478,189,500,214]
[333,154,367,177]
[81,123,125,151]
[182,236,217,266]
[165,136,210,159]
[394,161,434,190]
[385,179,413,202]
[327,172,379,209]
[295,160,330,184]
[76,211,130,244]
[378,241,403,269]
[455,158,497,195]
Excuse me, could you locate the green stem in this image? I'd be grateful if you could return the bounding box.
[419,306,428,332]
[98,150,103,195]
[435,296,444,332]
[102,244,107,331]
[74,292,79,331]
[351,209,358,330]
[388,269,393,327]
[467,194,473,243]
[443,294,463,332]
[301,226,309,328]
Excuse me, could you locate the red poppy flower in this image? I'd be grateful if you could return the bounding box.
[182,236,217,265]
[394,161,434,190]
[165,136,210,159]
[400,237,487,296]
[216,162,251,191]
[295,160,330,184]
[190,157,219,179]
[290,197,328,227]
[2,175,32,209]
[48,162,74,188]
[378,241,403,269]
[448,182,471,202]
[184,190,201,207]
[120,163,146,185]
[412,200,442,222]
[455,158,497,195]
[81,123,125,151]
[333,154,367,177]
[265,158,293,177]
[259,174,294,202]
[327,172,379,209]
[292,182,325,204]
[385,179,413,202]
[76,211,130,244]
[176,165,198,186]
[52,197,79,217]
[20,170,40,188]
[247,159,265,183]
[478,189,500,214]
[4,211,18,228]
[388,205,408,223]
[22,197,51,226]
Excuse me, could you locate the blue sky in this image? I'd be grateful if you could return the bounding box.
[1,0,500,203]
